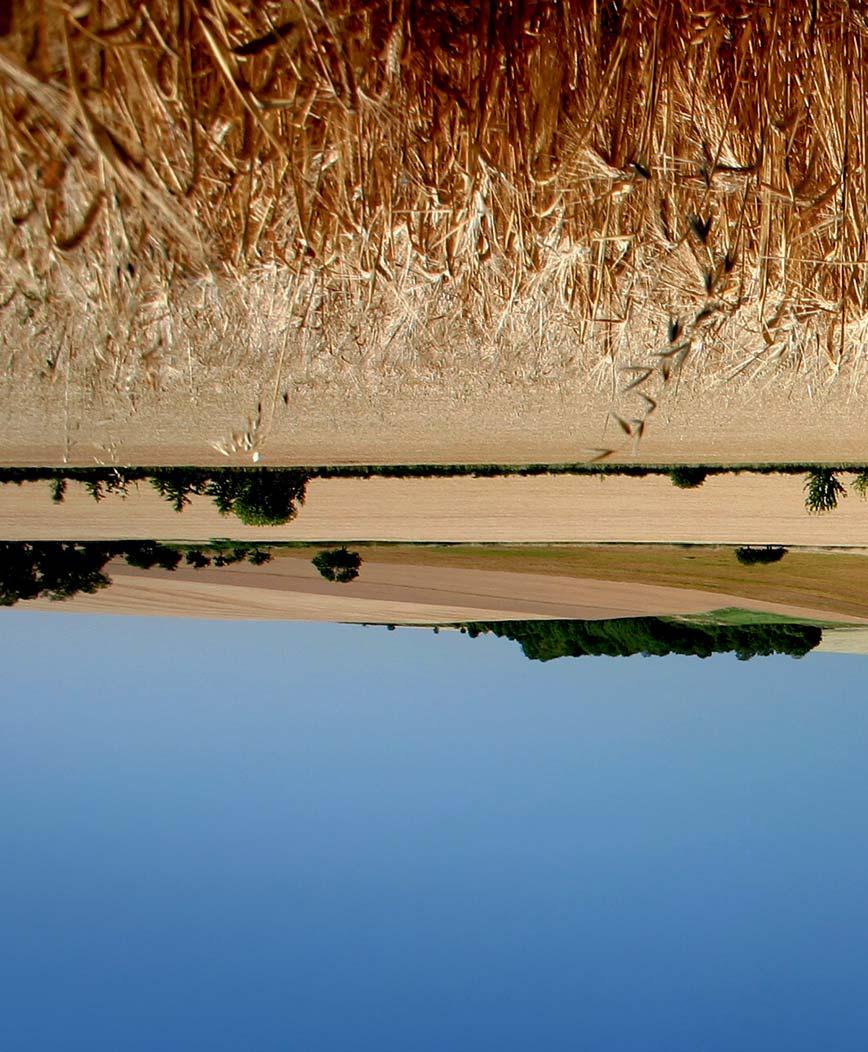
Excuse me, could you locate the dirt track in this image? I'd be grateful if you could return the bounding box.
[2,473,868,546]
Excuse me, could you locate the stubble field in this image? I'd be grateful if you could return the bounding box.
[3,3,868,468]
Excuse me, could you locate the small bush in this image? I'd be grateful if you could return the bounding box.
[230,471,307,525]
[185,550,212,568]
[669,467,708,489]
[735,546,788,566]
[123,542,182,571]
[804,469,846,513]
[312,547,362,583]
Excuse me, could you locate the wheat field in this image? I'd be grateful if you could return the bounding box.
[2,1,868,465]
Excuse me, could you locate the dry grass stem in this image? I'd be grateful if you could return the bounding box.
[3,2,868,459]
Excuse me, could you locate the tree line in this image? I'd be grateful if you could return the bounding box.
[0,468,308,525]
[459,617,822,661]
[0,541,272,607]
[1,463,867,518]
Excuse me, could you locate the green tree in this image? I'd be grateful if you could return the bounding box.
[224,471,307,526]
[123,542,182,571]
[0,542,116,606]
[149,469,209,511]
[804,469,845,513]
[312,548,362,583]
[735,546,787,566]
[459,617,821,662]
[669,467,708,489]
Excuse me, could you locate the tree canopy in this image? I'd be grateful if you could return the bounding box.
[735,546,788,566]
[312,548,362,583]
[0,541,272,607]
[461,617,821,661]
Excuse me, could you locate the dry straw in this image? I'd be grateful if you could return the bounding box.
[2,1,868,447]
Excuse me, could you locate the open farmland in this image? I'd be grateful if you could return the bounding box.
[15,543,868,627]
[3,473,868,545]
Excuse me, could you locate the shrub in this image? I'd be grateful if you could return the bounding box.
[312,548,362,583]
[669,467,708,489]
[735,546,788,566]
[229,471,307,525]
[804,469,846,513]
[123,542,182,571]
[185,549,212,568]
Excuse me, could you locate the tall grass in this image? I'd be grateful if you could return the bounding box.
[3,2,868,441]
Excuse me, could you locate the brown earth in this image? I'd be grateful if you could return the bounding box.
[20,556,868,627]
[3,474,868,546]
[3,375,868,470]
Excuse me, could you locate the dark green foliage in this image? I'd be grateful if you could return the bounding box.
[199,543,273,567]
[84,472,132,502]
[185,549,212,568]
[0,541,276,606]
[123,542,182,572]
[461,618,821,662]
[669,467,708,489]
[148,468,308,524]
[207,475,243,516]
[229,471,307,526]
[804,469,846,513]
[312,547,362,583]
[0,466,306,525]
[214,547,245,566]
[0,542,115,606]
[735,546,788,566]
[853,471,868,497]
[149,469,210,511]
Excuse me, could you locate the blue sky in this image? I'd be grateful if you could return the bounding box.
[2,612,868,1051]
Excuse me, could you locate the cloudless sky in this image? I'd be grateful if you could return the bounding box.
[2,612,868,1051]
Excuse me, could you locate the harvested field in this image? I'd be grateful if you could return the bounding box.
[363,544,868,623]
[3,473,868,546]
[3,3,868,465]
[817,627,868,654]
[19,553,868,627]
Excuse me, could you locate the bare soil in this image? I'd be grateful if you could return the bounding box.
[2,368,868,469]
[3,474,868,546]
[20,555,868,627]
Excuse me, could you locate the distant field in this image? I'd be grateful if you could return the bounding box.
[7,474,868,547]
[15,541,868,628]
[294,544,868,623]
